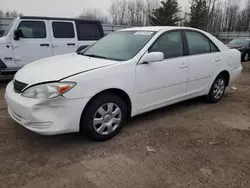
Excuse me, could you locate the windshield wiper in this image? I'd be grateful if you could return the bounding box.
[82,54,107,59]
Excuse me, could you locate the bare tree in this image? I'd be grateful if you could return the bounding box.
[78,8,110,23]
[126,0,146,26]
[0,10,4,17]
[10,10,19,18]
[206,0,217,30]
[134,0,145,26]
[222,0,240,31]
[109,0,128,25]
[127,1,136,26]
[144,0,159,25]
[234,0,250,31]
[0,10,22,18]
[110,0,159,26]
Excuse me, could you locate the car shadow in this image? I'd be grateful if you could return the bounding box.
[127,96,206,127]
[10,96,207,150]
[0,76,12,86]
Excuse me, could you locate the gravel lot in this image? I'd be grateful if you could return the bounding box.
[0,64,249,188]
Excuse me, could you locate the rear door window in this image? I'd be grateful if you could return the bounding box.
[52,22,75,38]
[76,22,102,40]
[185,31,211,55]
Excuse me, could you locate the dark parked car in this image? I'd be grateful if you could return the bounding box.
[227,38,250,62]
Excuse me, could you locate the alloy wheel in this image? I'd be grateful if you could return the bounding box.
[213,78,225,100]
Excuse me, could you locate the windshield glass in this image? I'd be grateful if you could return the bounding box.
[228,38,249,46]
[81,31,156,61]
[1,18,17,37]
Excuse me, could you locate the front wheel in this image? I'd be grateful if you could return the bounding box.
[206,75,227,103]
[80,93,128,141]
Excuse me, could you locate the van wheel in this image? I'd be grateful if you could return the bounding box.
[206,75,227,103]
[80,93,128,141]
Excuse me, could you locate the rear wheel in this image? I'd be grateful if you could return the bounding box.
[242,52,249,62]
[80,93,128,141]
[206,74,227,103]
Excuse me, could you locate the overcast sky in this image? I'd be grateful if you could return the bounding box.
[2,0,191,18]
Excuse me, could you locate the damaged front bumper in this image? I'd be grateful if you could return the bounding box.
[5,81,89,135]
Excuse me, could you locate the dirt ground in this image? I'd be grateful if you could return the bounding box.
[0,64,249,188]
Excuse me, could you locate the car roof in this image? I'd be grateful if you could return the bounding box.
[120,26,199,32]
[20,16,101,23]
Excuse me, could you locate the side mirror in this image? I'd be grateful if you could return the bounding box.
[141,52,164,64]
[14,29,23,40]
[76,45,89,53]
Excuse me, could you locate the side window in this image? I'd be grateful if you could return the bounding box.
[185,31,210,55]
[52,22,75,38]
[210,42,219,52]
[77,22,101,40]
[149,31,184,59]
[18,21,46,38]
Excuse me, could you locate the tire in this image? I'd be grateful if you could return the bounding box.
[242,52,249,62]
[206,74,227,103]
[80,92,128,141]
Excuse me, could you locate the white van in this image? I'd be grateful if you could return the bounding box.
[0,16,104,74]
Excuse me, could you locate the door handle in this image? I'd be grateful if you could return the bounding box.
[40,43,50,47]
[215,58,222,62]
[179,63,188,68]
[67,43,76,46]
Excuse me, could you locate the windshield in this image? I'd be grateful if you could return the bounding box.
[1,19,17,37]
[228,38,249,46]
[80,31,156,61]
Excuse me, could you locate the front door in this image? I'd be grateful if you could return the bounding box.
[49,20,78,55]
[136,31,189,113]
[12,20,53,66]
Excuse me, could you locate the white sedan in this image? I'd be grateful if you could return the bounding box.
[5,27,242,141]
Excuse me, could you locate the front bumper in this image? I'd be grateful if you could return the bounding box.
[5,81,90,135]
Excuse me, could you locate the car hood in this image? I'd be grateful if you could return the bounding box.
[226,44,245,49]
[14,53,117,86]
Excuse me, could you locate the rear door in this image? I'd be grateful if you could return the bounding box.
[50,20,78,55]
[11,19,53,66]
[184,30,221,95]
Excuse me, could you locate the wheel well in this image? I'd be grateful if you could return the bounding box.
[83,89,132,118]
[219,71,230,86]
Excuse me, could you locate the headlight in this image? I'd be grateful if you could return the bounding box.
[22,82,76,99]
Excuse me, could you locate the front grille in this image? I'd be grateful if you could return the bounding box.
[13,80,28,93]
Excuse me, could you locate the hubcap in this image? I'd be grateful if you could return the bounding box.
[213,79,225,100]
[93,103,122,135]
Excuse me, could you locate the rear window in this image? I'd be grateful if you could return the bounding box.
[52,22,75,38]
[77,22,102,40]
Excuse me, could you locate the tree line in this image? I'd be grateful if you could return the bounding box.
[2,0,250,32]
[0,10,22,18]
[79,0,250,32]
